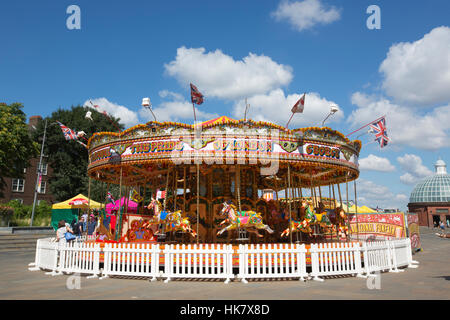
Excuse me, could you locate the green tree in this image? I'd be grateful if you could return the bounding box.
[0,103,39,197]
[32,105,124,202]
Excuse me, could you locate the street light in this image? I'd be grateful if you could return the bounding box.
[30,120,58,226]
[321,105,339,127]
[142,97,157,122]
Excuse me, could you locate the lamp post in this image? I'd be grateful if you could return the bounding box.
[321,105,339,127]
[142,97,157,122]
[30,120,57,226]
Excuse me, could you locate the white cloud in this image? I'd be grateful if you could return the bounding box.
[271,0,341,32]
[164,47,293,100]
[359,154,395,172]
[355,178,407,210]
[139,90,219,123]
[84,98,139,128]
[232,89,343,127]
[349,92,450,150]
[397,154,433,185]
[379,26,450,106]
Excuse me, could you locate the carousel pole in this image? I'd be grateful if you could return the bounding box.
[287,165,293,244]
[196,164,200,244]
[329,183,333,243]
[354,180,359,241]
[163,167,170,237]
[115,167,123,241]
[174,169,178,212]
[337,183,344,242]
[87,176,91,237]
[236,164,243,240]
[183,167,187,212]
[346,174,350,242]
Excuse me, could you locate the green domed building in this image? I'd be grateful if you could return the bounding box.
[408,159,450,227]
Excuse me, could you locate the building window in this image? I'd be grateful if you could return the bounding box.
[12,179,25,192]
[38,181,46,194]
[38,162,48,176]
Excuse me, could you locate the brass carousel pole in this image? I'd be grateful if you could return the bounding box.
[346,173,350,242]
[115,166,123,241]
[287,165,293,244]
[354,179,359,241]
[196,164,200,244]
[337,182,344,242]
[87,176,91,237]
[183,166,187,212]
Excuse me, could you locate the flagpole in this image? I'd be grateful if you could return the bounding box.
[192,103,197,123]
[345,115,386,137]
[285,112,294,129]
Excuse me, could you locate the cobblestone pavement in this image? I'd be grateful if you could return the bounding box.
[1,227,449,300]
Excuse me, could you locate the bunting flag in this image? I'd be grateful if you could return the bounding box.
[291,93,305,113]
[130,188,143,203]
[37,174,42,193]
[369,117,390,148]
[190,83,204,105]
[56,121,78,140]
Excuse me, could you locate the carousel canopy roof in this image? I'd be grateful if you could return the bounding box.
[86,117,361,188]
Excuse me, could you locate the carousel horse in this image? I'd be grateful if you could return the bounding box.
[281,199,315,237]
[330,206,349,238]
[217,201,274,238]
[96,214,114,240]
[164,210,197,238]
[145,197,197,237]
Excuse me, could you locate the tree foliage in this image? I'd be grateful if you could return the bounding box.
[32,105,124,202]
[0,103,39,197]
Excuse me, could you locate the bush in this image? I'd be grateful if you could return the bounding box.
[7,200,52,226]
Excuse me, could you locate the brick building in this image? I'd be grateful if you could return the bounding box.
[408,159,450,228]
[0,116,55,206]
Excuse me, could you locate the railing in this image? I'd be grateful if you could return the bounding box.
[163,244,234,283]
[237,243,308,283]
[101,243,160,281]
[309,242,364,281]
[29,237,419,282]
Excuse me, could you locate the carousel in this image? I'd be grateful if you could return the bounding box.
[86,116,361,245]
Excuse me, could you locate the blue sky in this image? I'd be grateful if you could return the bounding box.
[1,0,450,211]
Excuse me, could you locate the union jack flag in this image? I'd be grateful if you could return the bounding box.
[190,83,204,105]
[56,121,77,140]
[369,117,390,148]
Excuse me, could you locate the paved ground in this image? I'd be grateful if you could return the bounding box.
[0,227,449,300]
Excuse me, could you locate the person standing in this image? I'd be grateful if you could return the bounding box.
[87,215,97,236]
[439,220,446,234]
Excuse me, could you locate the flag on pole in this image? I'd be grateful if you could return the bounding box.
[107,192,116,206]
[190,83,204,105]
[369,117,390,148]
[156,189,166,200]
[37,174,42,193]
[291,93,305,113]
[56,121,78,140]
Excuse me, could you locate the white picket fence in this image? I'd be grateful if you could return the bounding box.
[28,238,59,275]
[29,237,419,282]
[57,242,101,278]
[101,243,161,281]
[309,242,364,281]
[163,244,234,283]
[237,243,308,283]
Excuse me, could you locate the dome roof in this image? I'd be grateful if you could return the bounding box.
[409,159,450,203]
